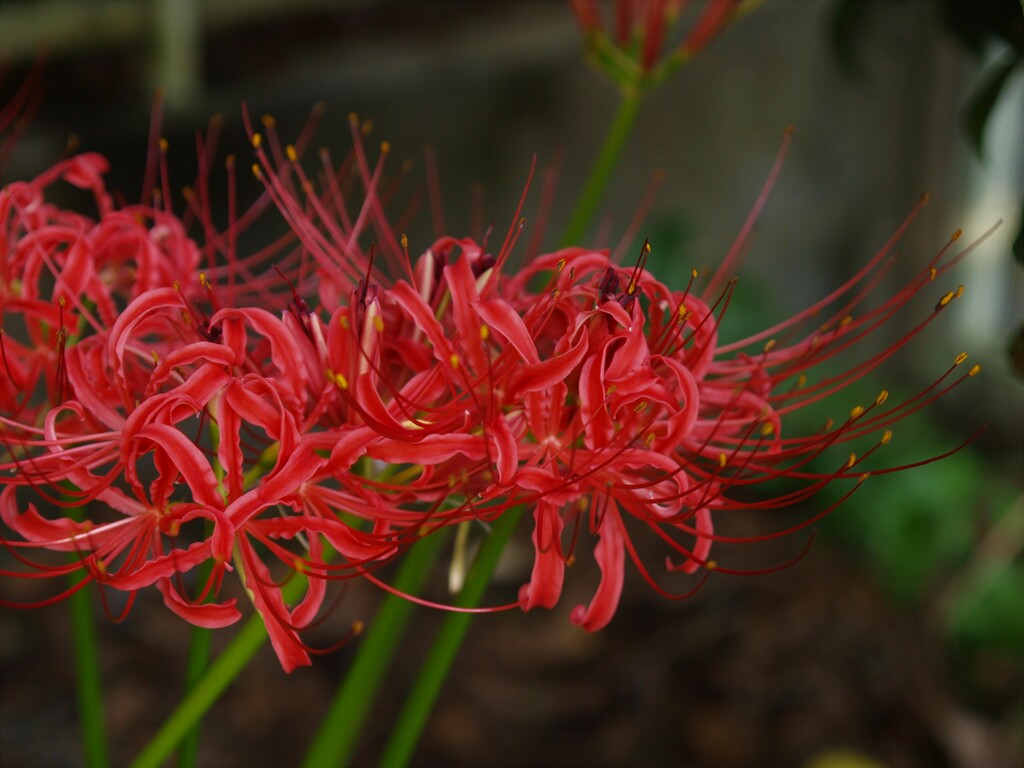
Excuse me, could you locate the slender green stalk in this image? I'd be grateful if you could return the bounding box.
[130,572,307,768]
[175,484,218,768]
[68,575,109,768]
[302,530,451,768]
[560,89,643,247]
[379,507,524,768]
[174,623,212,768]
[64,499,109,768]
[130,614,267,768]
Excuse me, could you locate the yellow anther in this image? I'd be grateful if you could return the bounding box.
[199,272,209,288]
[839,315,853,328]
[955,285,964,299]
[858,473,870,483]
[380,141,390,154]
[338,315,349,329]
[450,354,460,369]
[677,303,689,320]
[849,405,864,419]
[823,418,834,431]
[881,429,893,445]
[718,452,727,469]
[401,233,409,249]
[251,163,261,178]
[286,144,297,162]
[251,132,262,149]
[633,401,648,413]
[763,339,776,353]
[58,295,66,307]
[361,119,373,136]
[846,453,856,468]
[173,280,181,292]
[225,154,235,169]
[158,137,169,152]
[605,385,617,396]
[261,114,275,128]
[760,422,775,437]
[479,325,489,341]
[954,352,968,365]
[644,432,656,447]
[796,374,807,388]
[556,258,566,271]
[706,560,718,571]
[334,371,349,390]
[181,186,194,200]
[875,389,888,406]
[969,364,981,376]
[929,267,937,281]
[951,228,961,241]
[151,350,159,364]
[373,315,384,333]
[691,268,698,278]
[937,290,955,308]
[566,554,577,567]
[352,620,365,636]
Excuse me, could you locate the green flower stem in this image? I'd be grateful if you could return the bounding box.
[68,574,109,768]
[175,549,215,768]
[176,472,219,768]
[302,529,451,768]
[130,572,308,768]
[174,625,212,768]
[560,88,643,247]
[379,506,524,768]
[64,500,108,768]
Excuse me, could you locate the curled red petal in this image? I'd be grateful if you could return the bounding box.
[571,501,625,631]
[518,501,565,611]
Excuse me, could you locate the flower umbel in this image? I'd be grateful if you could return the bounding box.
[1,113,989,671]
[570,0,752,89]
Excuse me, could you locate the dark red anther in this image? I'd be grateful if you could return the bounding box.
[273,264,311,317]
[599,267,620,299]
[358,242,377,309]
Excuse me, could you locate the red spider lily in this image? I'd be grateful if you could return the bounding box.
[0,123,392,670]
[241,122,989,639]
[570,0,745,86]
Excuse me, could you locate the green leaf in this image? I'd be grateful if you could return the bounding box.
[963,55,1020,157]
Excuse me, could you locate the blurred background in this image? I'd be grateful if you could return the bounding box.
[1,1,1022,766]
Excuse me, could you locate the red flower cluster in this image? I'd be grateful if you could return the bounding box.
[1,114,985,671]
[570,0,743,83]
